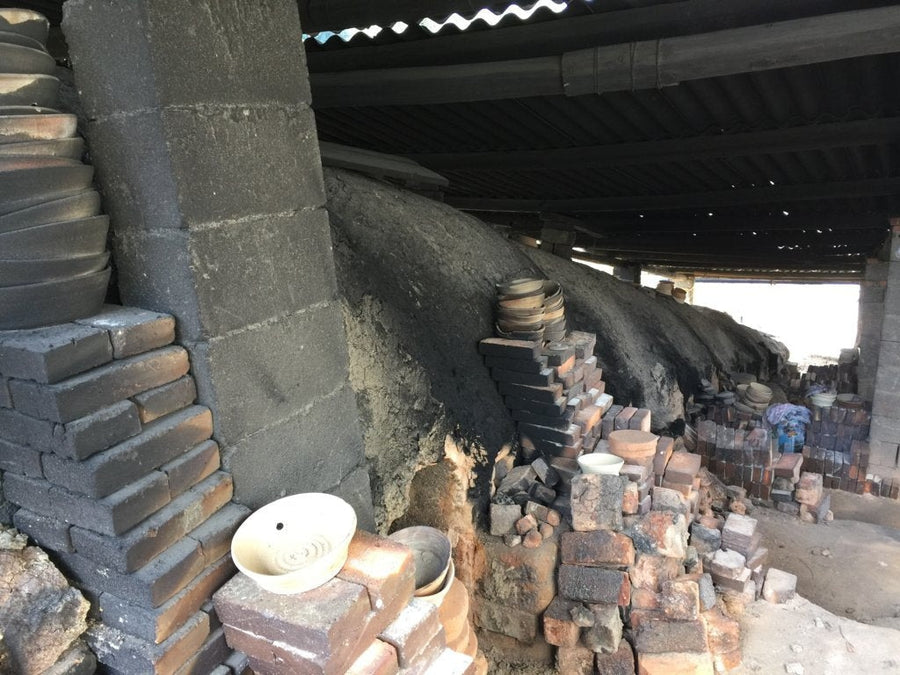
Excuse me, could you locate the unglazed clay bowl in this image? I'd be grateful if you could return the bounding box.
[389,525,452,597]
[607,429,660,463]
[231,493,357,595]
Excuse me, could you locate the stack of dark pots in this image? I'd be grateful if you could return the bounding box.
[0,8,109,330]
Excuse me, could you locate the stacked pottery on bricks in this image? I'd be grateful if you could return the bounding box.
[0,8,110,330]
[495,277,567,343]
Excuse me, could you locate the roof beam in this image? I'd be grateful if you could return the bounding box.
[307,0,892,72]
[447,177,900,213]
[567,214,890,234]
[310,6,900,108]
[408,118,900,171]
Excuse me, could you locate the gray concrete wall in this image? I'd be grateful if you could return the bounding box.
[63,0,373,527]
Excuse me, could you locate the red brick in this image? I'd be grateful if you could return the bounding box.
[795,472,824,505]
[583,603,622,653]
[614,406,637,430]
[559,566,630,606]
[659,578,700,620]
[346,640,399,675]
[214,573,371,669]
[627,511,689,558]
[665,452,702,485]
[702,608,740,655]
[570,473,626,531]
[133,375,197,424]
[654,437,675,475]
[637,651,715,675]
[622,481,640,515]
[629,408,652,432]
[478,531,557,613]
[574,405,602,434]
[338,531,415,613]
[516,514,538,535]
[379,598,445,668]
[634,619,709,654]
[542,596,581,647]
[556,645,595,675]
[426,648,476,674]
[772,452,804,482]
[560,530,635,568]
[629,554,682,591]
[595,640,635,675]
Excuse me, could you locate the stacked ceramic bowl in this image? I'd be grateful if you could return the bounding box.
[808,391,837,409]
[541,280,566,342]
[735,381,772,415]
[496,277,545,341]
[0,9,109,330]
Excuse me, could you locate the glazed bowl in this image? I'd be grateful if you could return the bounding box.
[577,452,624,475]
[231,493,357,595]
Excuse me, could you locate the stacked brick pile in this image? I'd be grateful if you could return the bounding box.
[539,450,743,674]
[805,405,870,456]
[214,530,482,674]
[803,359,857,395]
[704,513,767,607]
[695,421,773,499]
[0,306,250,674]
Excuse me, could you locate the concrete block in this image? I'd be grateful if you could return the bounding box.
[132,375,196,424]
[9,346,190,423]
[478,531,557,614]
[0,323,111,383]
[42,405,212,498]
[64,0,310,117]
[98,554,235,644]
[0,377,10,408]
[69,472,233,573]
[58,536,207,608]
[77,305,175,359]
[582,603,622,654]
[0,437,43,477]
[85,610,210,675]
[191,304,349,445]
[762,568,797,604]
[328,463,376,534]
[187,210,339,337]
[223,384,363,509]
[570,473,627,531]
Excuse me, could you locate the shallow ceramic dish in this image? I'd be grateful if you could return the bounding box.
[497,277,543,296]
[0,165,94,216]
[231,493,357,595]
[498,292,543,310]
[0,190,100,232]
[577,452,624,475]
[0,251,109,286]
[0,29,44,50]
[0,74,58,107]
[0,267,109,330]
[0,110,77,144]
[0,43,54,75]
[0,137,83,159]
[0,8,49,44]
[0,215,109,259]
[389,526,452,597]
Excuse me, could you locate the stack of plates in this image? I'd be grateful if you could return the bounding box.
[809,391,837,408]
[835,393,863,409]
[496,277,545,341]
[541,280,566,342]
[0,9,110,329]
[735,382,772,415]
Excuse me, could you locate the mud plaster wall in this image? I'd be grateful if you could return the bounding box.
[324,168,788,535]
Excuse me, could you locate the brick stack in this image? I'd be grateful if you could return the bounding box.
[805,405,870,456]
[695,421,773,499]
[214,530,481,674]
[535,443,742,674]
[0,306,250,674]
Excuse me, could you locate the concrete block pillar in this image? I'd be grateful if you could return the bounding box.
[857,257,888,403]
[63,0,374,526]
[867,221,900,476]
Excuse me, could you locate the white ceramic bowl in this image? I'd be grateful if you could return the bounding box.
[231,493,357,595]
[388,526,452,596]
[577,452,625,475]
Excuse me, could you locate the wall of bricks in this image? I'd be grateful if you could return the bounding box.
[0,306,251,673]
[857,257,888,403]
[61,0,374,526]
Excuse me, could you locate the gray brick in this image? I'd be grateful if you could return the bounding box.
[98,554,235,644]
[76,305,175,358]
[56,400,142,460]
[13,508,73,552]
[133,376,197,424]
[187,210,339,337]
[0,407,54,448]
[187,502,250,564]
[0,437,43,477]
[173,627,231,675]
[1,473,51,514]
[159,439,220,496]
[85,610,210,675]
[58,536,207,608]
[42,405,212,497]
[9,346,190,423]
[224,384,363,508]
[191,306,349,446]
[64,0,309,117]
[70,472,233,573]
[0,323,112,384]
